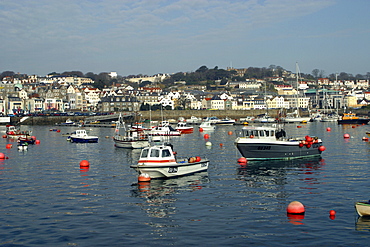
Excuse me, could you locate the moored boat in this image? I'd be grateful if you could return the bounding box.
[337,112,369,125]
[199,121,216,131]
[130,142,209,179]
[68,129,99,143]
[355,201,370,217]
[216,117,236,125]
[6,125,32,139]
[113,113,150,149]
[234,124,325,160]
[175,122,194,133]
[145,125,181,136]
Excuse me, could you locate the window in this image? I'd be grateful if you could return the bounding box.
[150,149,160,158]
[162,149,171,157]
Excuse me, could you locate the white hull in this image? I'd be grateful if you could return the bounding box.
[114,137,149,149]
[355,202,370,216]
[131,160,209,179]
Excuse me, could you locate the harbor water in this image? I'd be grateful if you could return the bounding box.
[0,122,370,246]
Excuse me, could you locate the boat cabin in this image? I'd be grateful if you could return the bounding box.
[139,143,175,161]
[240,126,286,139]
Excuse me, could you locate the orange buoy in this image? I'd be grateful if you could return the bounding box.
[318,145,326,152]
[238,157,247,164]
[2,134,7,138]
[204,134,209,139]
[199,128,203,132]
[5,144,12,149]
[343,134,350,139]
[352,125,356,128]
[79,160,90,168]
[326,127,331,131]
[138,173,151,182]
[228,131,233,135]
[219,143,223,147]
[35,140,40,144]
[287,201,305,214]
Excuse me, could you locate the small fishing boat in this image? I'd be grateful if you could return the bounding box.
[60,118,76,125]
[6,125,32,138]
[145,125,181,136]
[185,116,200,124]
[216,117,236,125]
[199,121,216,131]
[113,113,150,149]
[130,142,209,179]
[234,124,325,160]
[175,122,194,133]
[68,129,99,143]
[17,142,28,151]
[355,201,370,217]
[18,136,36,145]
[337,112,369,125]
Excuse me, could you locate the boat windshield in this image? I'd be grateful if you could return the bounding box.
[150,149,160,158]
[141,149,149,158]
[162,149,171,157]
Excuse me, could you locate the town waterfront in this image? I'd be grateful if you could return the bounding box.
[0,122,370,246]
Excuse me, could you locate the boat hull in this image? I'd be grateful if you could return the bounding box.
[130,159,209,179]
[355,202,370,216]
[338,119,369,124]
[70,137,98,143]
[113,137,149,149]
[235,140,322,160]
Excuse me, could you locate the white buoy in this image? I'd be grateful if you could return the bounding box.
[206,141,212,146]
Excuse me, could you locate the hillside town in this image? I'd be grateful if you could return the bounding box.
[1,66,370,117]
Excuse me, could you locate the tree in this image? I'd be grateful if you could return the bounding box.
[312,69,319,78]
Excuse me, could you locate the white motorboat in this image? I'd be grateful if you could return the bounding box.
[69,129,99,143]
[234,124,325,160]
[199,121,216,131]
[185,116,201,124]
[145,125,181,136]
[130,142,209,179]
[216,117,236,125]
[355,201,370,217]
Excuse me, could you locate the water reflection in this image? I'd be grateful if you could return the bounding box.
[131,172,210,218]
[356,217,370,231]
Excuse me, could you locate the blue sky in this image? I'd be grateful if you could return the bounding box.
[1,0,369,77]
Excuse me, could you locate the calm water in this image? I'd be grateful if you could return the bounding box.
[0,122,369,246]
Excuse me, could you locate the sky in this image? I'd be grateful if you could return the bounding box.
[1,0,370,77]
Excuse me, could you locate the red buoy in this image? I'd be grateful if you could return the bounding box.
[329,210,336,216]
[238,157,247,164]
[297,126,302,128]
[138,173,151,182]
[199,128,204,132]
[352,125,356,128]
[362,137,369,141]
[326,127,331,131]
[287,201,305,214]
[204,134,209,139]
[79,160,90,168]
[195,156,201,162]
[228,131,233,135]
[318,145,326,152]
[306,143,311,148]
[2,134,7,138]
[6,144,12,149]
[299,143,304,148]
[0,153,6,159]
[219,143,223,147]
[35,140,40,144]
[343,134,350,139]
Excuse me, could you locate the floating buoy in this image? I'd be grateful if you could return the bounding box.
[205,141,212,146]
[199,128,204,132]
[343,133,350,139]
[138,173,151,182]
[326,127,331,131]
[79,160,90,168]
[306,143,311,148]
[0,153,7,159]
[6,144,12,149]
[35,140,40,144]
[298,142,304,148]
[287,201,305,214]
[318,145,326,152]
[329,210,336,216]
[204,134,209,139]
[362,137,369,141]
[238,157,247,164]
[297,126,302,128]
[219,143,223,147]
[228,131,233,135]
[57,129,61,132]
[2,134,7,138]
[32,136,36,140]
[352,125,356,128]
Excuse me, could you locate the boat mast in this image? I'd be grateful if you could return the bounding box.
[295,62,301,117]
